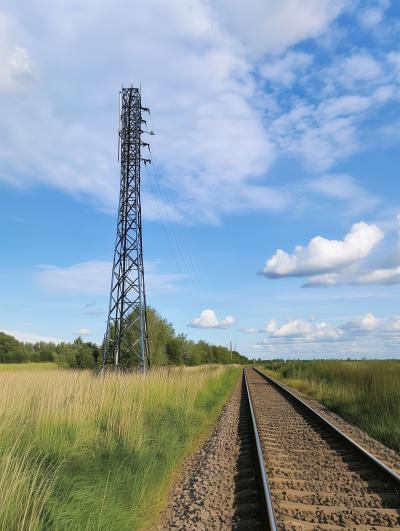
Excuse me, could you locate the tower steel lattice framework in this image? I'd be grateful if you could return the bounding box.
[102,86,151,373]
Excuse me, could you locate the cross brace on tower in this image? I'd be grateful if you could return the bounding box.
[102,85,152,373]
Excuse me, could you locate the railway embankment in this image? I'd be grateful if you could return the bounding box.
[159,367,400,530]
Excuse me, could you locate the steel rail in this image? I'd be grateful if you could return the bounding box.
[252,367,400,492]
[243,369,278,531]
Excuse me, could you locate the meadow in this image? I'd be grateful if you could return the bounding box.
[0,363,57,372]
[261,359,400,453]
[0,365,241,530]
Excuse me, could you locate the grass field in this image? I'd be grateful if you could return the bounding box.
[261,360,400,453]
[0,363,57,371]
[0,365,240,530]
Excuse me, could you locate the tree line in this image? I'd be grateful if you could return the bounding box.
[0,307,250,368]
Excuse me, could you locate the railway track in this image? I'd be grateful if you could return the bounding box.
[244,367,400,531]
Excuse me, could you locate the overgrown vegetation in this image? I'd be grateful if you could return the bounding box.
[1,306,249,368]
[0,365,241,530]
[261,359,400,453]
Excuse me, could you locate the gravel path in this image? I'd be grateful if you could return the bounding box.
[246,368,400,531]
[155,371,264,531]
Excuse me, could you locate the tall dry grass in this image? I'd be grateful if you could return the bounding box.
[0,363,57,372]
[0,365,240,530]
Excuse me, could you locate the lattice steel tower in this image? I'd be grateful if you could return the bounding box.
[102,85,151,373]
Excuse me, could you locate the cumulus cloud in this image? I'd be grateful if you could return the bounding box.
[341,313,381,332]
[258,221,384,282]
[379,315,400,335]
[241,310,400,357]
[264,318,343,340]
[74,328,91,336]
[308,315,318,321]
[188,309,236,329]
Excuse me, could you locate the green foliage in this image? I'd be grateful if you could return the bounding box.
[0,332,29,364]
[166,339,183,365]
[76,347,96,370]
[2,307,250,369]
[102,306,250,370]
[261,359,400,453]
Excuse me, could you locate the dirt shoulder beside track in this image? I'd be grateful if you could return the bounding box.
[153,370,264,531]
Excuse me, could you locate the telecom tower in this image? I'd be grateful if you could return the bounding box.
[102,85,151,373]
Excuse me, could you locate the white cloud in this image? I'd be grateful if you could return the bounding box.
[37,260,181,295]
[0,329,66,344]
[304,174,381,216]
[387,51,400,81]
[260,318,344,341]
[308,315,318,321]
[208,0,350,56]
[259,221,384,280]
[341,312,381,331]
[302,273,340,287]
[0,1,398,222]
[358,8,384,29]
[240,312,400,357]
[355,267,400,285]
[336,53,383,86]
[74,328,91,336]
[260,51,313,86]
[0,12,38,94]
[380,315,400,335]
[261,319,279,333]
[282,315,296,322]
[187,309,236,329]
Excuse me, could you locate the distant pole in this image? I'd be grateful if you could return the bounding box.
[230,341,232,360]
[101,86,151,374]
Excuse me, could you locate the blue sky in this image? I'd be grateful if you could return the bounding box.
[1,0,400,359]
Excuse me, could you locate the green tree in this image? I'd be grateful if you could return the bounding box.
[0,333,29,364]
[76,347,96,370]
[166,339,183,366]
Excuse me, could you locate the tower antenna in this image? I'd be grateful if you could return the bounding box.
[102,85,151,374]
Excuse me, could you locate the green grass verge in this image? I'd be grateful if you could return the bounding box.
[0,363,57,371]
[0,365,240,530]
[260,360,400,453]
